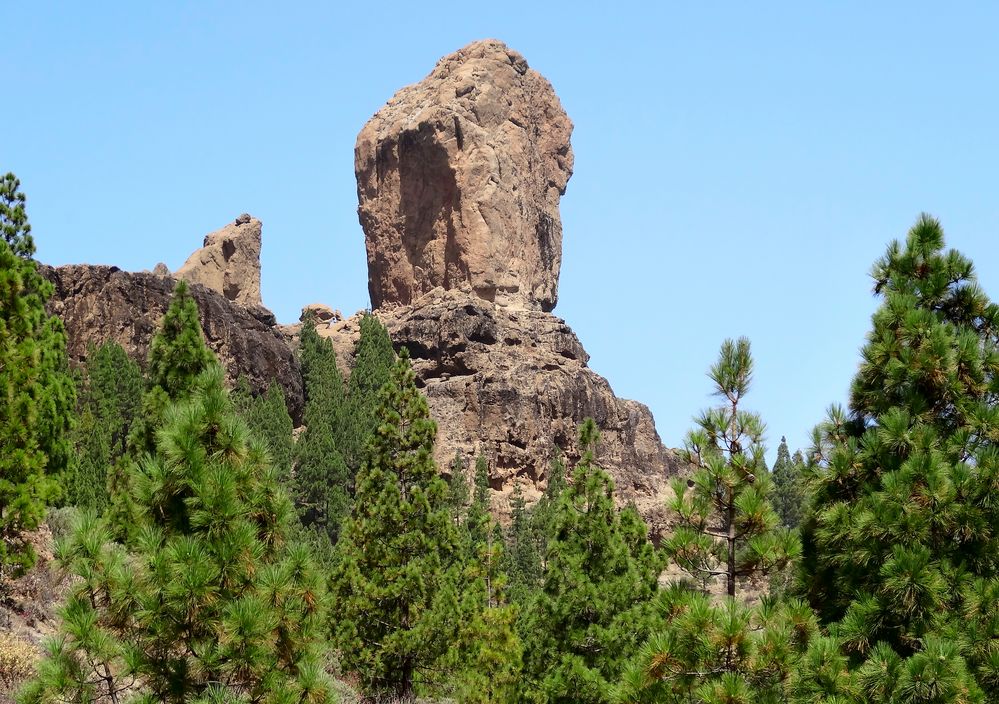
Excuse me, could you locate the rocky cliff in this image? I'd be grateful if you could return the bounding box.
[44,39,680,524]
[43,218,303,423]
[316,39,680,514]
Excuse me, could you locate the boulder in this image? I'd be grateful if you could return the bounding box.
[175,214,262,307]
[356,39,573,313]
[300,303,342,323]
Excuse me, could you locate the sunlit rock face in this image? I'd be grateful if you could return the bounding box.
[356,39,574,313]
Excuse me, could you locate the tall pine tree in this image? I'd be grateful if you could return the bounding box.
[799,215,999,701]
[521,420,661,704]
[293,316,351,542]
[665,338,797,598]
[329,348,461,700]
[107,280,215,539]
[620,340,806,703]
[232,378,294,482]
[344,312,396,469]
[0,172,75,578]
[21,366,333,704]
[64,341,142,512]
[770,435,805,529]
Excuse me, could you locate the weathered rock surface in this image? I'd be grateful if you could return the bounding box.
[291,289,680,522]
[43,264,304,423]
[356,39,573,313]
[175,214,263,307]
[300,303,342,323]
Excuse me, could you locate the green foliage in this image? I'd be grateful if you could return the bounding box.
[293,317,351,542]
[126,280,215,458]
[345,312,396,466]
[232,379,294,482]
[0,173,75,578]
[0,173,34,257]
[64,341,142,512]
[20,367,334,704]
[503,482,542,605]
[108,281,215,540]
[624,339,804,703]
[467,454,492,552]
[452,520,523,704]
[770,436,805,529]
[446,464,524,704]
[667,338,798,598]
[617,589,818,704]
[446,451,471,528]
[799,215,999,701]
[521,420,661,704]
[330,349,461,700]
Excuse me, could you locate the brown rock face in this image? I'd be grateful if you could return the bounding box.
[175,214,262,307]
[356,39,573,313]
[306,290,680,525]
[43,264,304,423]
[345,40,679,524]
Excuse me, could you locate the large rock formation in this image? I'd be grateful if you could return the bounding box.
[310,290,679,520]
[348,39,678,521]
[176,214,263,307]
[356,39,573,313]
[44,264,304,423]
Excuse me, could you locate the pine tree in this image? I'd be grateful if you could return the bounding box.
[504,482,542,605]
[1,173,35,257]
[665,338,798,598]
[232,379,294,482]
[449,455,523,704]
[0,173,75,578]
[446,451,471,529]
[344,312,395,470]
[107,281,215,539]
[521,420,661,704]
[293,317,351,542]
[64,341,143,512]
[467,454,492,551]
[20,365,333,704]
[530,448,568,573]
[126,280,215,458]
[619,340,806,703]
[329,348,461,700]
[617,588,818,704]
[452,521,523,704]
[798,215,999,700]
[770,435,805,529]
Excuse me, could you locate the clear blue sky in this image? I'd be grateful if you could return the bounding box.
[7,2,999,461]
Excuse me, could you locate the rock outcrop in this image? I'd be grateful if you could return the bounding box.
[340,40,679,520]
[43,264,304,423]
[356,39,573,313]
[308,289,679,517]
[176,214,263,307]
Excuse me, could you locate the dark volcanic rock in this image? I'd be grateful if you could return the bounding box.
[43,264,304,423]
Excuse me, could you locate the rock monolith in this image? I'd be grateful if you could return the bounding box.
[356,39,573,312]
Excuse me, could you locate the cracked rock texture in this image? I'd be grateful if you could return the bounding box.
[356,39,573,313]
[43,264,304,424]
[176,214,263,307]
[289,289,680,527]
